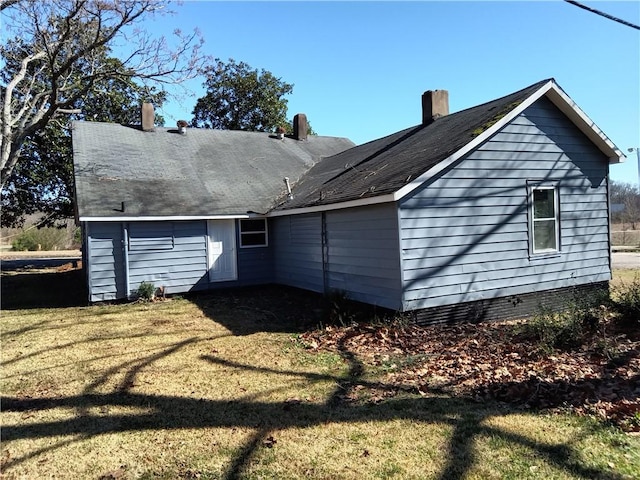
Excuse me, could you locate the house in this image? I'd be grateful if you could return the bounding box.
[73,78,625,323]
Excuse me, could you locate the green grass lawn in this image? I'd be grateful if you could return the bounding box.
[1,270,639,479]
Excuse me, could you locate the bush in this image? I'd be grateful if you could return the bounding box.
[322,289,354,327]
[521,308,583,354]
[11,227,68,251]
[612,276,640,328]
[518,287,611,354]
[136,281,156,301]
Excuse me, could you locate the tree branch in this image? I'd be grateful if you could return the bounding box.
[1,0,206,188]
[0,0,21,11]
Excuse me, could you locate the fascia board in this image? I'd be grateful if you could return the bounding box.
[79,214,254,222]
[267,193,396,217]
[393,80,556,202]
[544,85,625,164]
[392,80,625,202]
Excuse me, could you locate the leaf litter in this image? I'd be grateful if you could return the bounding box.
[300,319,640,432]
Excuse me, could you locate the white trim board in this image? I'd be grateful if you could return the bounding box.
[266,194,396,217]
[79,214,256,222]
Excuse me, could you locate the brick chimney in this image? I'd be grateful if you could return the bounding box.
[293,113,308,141]
[422,90,449,125]
[141,102,155,131]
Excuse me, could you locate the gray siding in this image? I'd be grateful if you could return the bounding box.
[272,214,324,292]
[87,220,275,301]
[399,97,611,311]
[86,222,125,302]
[273,205,403,310]
[127,221,208,294]
[233,219,275,286]
[325,204,403,310]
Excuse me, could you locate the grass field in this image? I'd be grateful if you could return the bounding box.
[1,268,639,479]
[612,268,640,289]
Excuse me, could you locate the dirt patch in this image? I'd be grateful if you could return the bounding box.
[56,260,82,272]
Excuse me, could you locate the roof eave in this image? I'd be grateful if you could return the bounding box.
[267,193,396,217]
[392,80,625,202]
[78,214,258,222]
[543,84,625,164]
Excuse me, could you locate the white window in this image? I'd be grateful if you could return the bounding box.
[239,219,268,248]
[530,185,559,254]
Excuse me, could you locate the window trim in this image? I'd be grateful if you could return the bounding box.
[239,218,268,248]
[528,183,560,257]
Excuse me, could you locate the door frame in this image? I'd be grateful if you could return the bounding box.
[207,219,238,282]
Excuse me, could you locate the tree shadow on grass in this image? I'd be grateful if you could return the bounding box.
[187,285,323,335]
[189,286,327,336]
[1,268,87,309]
[187,284,395,336]
[3,392,625,480]
[1,330,629,480]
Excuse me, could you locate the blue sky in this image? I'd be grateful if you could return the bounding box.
[148,1,639,185]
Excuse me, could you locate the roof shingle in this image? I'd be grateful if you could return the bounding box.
[72,125,354,218]
[274,79,551,211]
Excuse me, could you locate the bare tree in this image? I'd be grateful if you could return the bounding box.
[610,180,640,229]
[1,0,205,187]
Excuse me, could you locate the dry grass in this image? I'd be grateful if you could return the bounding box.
[1,273,639,479]
[611,268,640,290]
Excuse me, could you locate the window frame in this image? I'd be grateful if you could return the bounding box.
[239,218,268,248]
[528,183,560,257]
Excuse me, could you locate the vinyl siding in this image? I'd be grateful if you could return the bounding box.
[272,214,324,292]
[235,219,275,286]
[325,204,403,310]
[273,205,403,310]
[127,221,208,294]
[86,222,125,302]
[399,97,611,311]
[86,220,276,301]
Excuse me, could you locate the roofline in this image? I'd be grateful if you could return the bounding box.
[79,214,257,222]
[543,83,624,164]
[270,80,625,217]
[393,80,624,202]
[79,81,625,222]
[267,194,396,217]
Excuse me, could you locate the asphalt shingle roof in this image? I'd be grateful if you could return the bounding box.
[274,79,551,211]
[74,80,578,219]
[72,124,354,218]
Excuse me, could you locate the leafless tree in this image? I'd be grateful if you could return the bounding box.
[1,0,206,187]
[610,180,640,229]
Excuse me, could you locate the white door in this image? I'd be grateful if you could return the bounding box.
[207,220,237,282]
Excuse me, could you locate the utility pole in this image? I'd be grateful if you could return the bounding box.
[627,147,640,188]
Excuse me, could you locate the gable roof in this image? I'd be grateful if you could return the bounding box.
[73,79,624,222]
[271,78,624,215]
[72,123,354,220]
